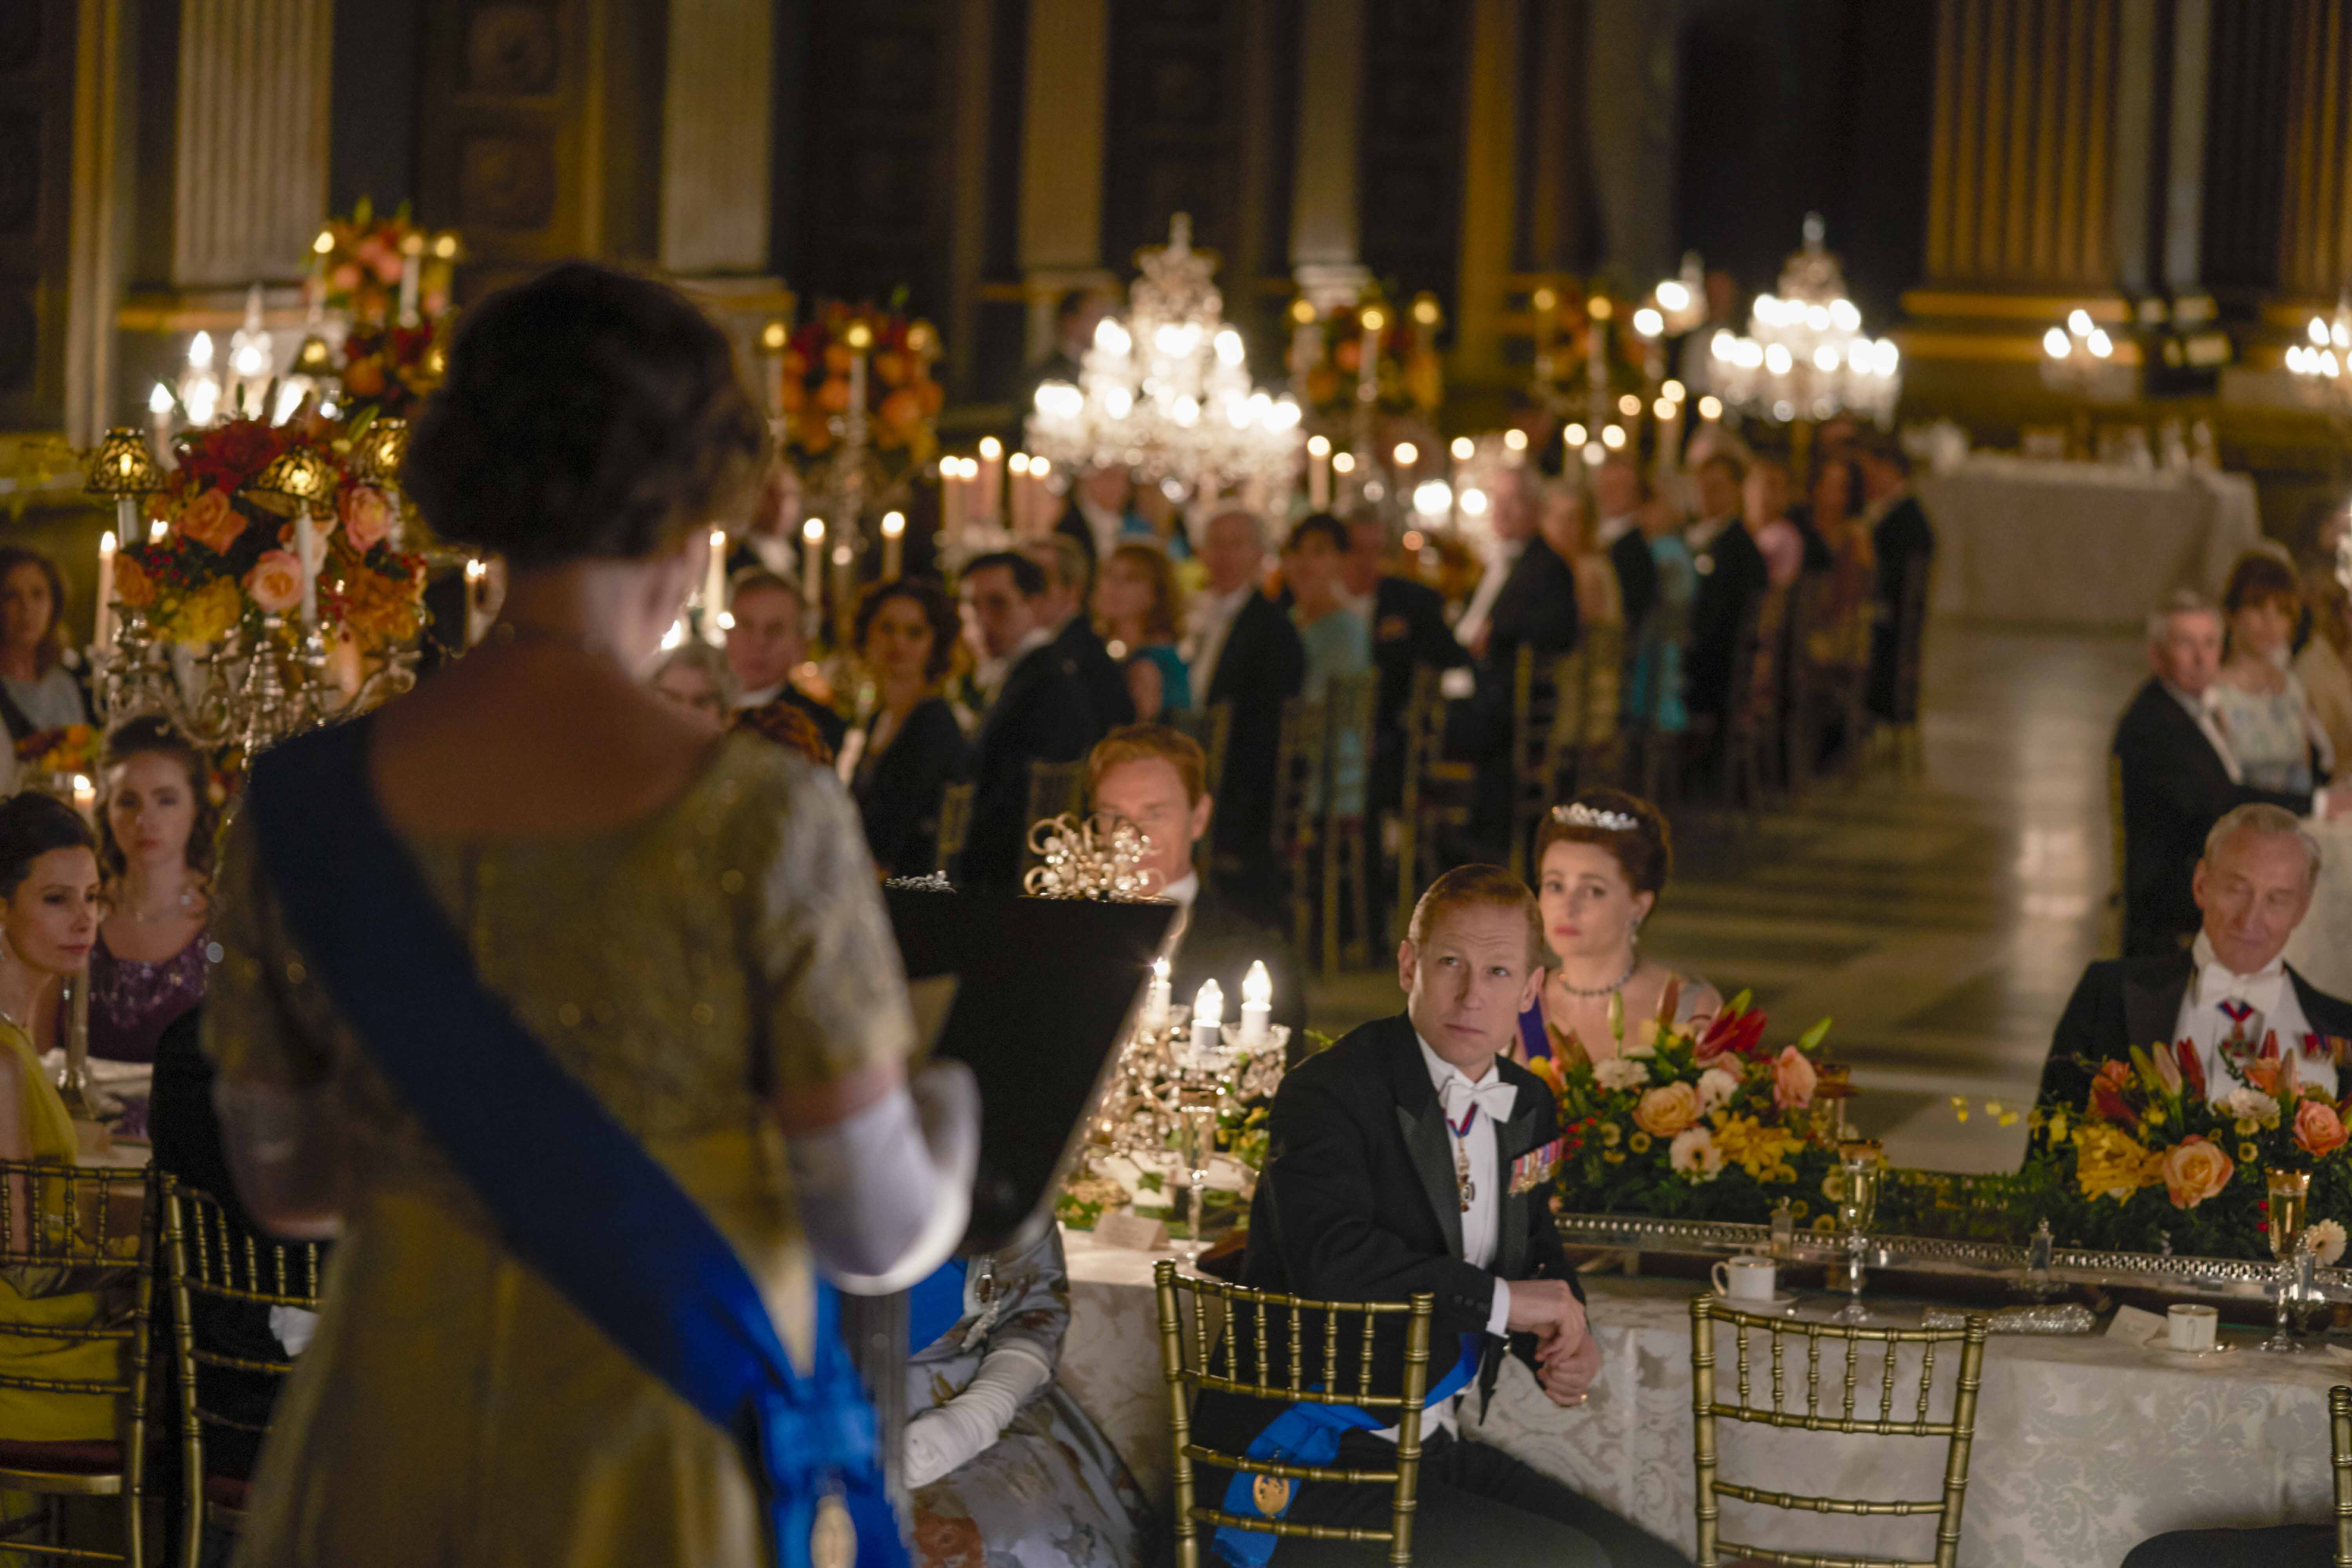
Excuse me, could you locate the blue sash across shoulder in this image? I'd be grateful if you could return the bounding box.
[246,718,905,1568]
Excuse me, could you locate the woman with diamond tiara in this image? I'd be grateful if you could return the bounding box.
[1514,788,1722,1065]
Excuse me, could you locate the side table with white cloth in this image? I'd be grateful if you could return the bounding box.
[1058,1226,2347,1568]
[1917,458,2263,628]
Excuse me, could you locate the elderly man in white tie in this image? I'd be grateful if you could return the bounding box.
[2040,802,2352,1111]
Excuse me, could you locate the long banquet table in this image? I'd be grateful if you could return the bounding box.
[1058,1226,2344,1568]
[1915,457,2263,628]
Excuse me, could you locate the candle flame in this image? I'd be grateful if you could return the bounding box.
[1243,960,1272,1007]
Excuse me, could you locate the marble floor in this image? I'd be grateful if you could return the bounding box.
[1306,619,2148,1174]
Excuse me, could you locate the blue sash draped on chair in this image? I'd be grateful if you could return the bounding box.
[246,717,906,1568]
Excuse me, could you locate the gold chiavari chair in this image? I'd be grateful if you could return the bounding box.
[1577,621,1626,791]
[1508,645,1583,881]
[1018,760,1089,877]
[1690,1294,1989,1568]
[2332,1385,2352,1568]
[1172,703,1235,812]
[0,1159,153,1567]
[1155,1261,1433,1568]
[159,1177,326,1567]
[1320,671,1381,973]
[1269,697,1329,960]
[1393,666,1470,936]
[933,780,975,879]
[1881,552,1932,778]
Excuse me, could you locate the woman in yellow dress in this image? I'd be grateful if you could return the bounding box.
[206,263,976,1568]
[0,791,117,1447]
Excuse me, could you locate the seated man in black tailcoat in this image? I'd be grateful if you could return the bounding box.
[2040,803,2352,1113]
[960,550,1096,890]
[1341,512,1470,819]
[2114,590,2343,957]
[1188,864,1688,1567]
[1087,724,1305,1045]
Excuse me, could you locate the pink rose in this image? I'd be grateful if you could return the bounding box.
[243,550,305,614]
[340,485,394,553]
[1771,1045,1817,1112]
[1633,1082,1699,1140]
[177,487,244,554]
[2160,1136,2235,1210]
[2295,1098,2349,1159]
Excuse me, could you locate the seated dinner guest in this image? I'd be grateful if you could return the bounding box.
[1343,510,1468,817]
[1087,724,1304,1044]
[204,262,977,1568]
[1519,791,1721,1065]
[2210,551,2333,794]
[1285,513,1371,816]
[90,717,216,1070]
[1092,539,1191,722]
[724,566,848,755]
[1023,534,1134,735]
[2114,591,2339,959]
[648,640,737,727]
[900,1227,1148,1566]
[1189,865,1688,1567]
[849,578,971,880]
[0,792,119,1448]
[2040,804,2352,1112]
[1186,509,1304,916]
[0,544,91,746]
[961,549,1095,890]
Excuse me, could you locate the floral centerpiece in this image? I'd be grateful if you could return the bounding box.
[2023,1038,2352,1263]
[1531,985,1843,1226]
[778,299,944,472]
[307,199,458,418]
[16,724,97,775]
[1529,280,1651,408]
[1298,294,1444,422]
[114,416,426,657]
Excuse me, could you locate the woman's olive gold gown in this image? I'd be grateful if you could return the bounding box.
[207,735,915,1566]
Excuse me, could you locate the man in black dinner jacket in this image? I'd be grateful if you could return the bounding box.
[1021,533,1134,733]
[1342,512,1469,816]
[1593,454,1659,636]
[1190,508,1305,919]
[1858,438,1935,722]
[1187,866,1689,1567]
[1683,452,1769,735]
[2114,591,2341,958]
[959,551,1096,889]
[1459,468,1579,857]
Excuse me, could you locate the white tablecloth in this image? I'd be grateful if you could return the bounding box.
[1060,1229,2345,1568]
[1917,458,2262,627]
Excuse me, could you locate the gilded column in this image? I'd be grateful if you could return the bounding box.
[1289,0,1367,310]
[1017,0,1112,361]
[2279,0,2352,300]
[1452,0,1520,386]
[171,0,332,288]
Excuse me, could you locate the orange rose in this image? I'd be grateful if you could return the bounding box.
[111,555,154,611]
[243,549,305,615]
[2295,1098,2349,1159]
[816,377,852,413]
[2160,1135,2235,1210]
[1772,1045,1818,1111]
[177,487,244,554]
[1633,1081,1699,1140]
[341,485,395,553]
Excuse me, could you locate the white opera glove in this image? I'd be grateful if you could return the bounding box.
[902,1342,1053,1488]
[788,1059,980,1294]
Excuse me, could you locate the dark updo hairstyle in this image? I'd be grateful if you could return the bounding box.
[2222,548,2300,619]
[854,577,961,683]
[1286,512,1350,556]
[1534,787,1674,902]
[95,716,219,889]
[403,262,769,569]
[0,789,96,903]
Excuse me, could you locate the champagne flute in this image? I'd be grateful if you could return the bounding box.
[2263,1168,2311,1354]
[1830,1139,1883,1326]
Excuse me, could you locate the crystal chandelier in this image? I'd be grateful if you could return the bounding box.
[1708,214,1901,426]
[2287,296,2352,414]
[1027,213,1303,505]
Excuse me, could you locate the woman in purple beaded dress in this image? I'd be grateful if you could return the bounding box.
[88,717,216,1077]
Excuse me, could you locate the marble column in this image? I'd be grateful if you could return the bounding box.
[658,0,771,278]
[171,0,332,289]
[1289,0,1367,310]
[1452,0,1520,386]
[1018,0,1113,362]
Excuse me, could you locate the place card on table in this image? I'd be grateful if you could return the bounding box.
[1095,1210,1172,1252]
[2104,1304,2166,1343]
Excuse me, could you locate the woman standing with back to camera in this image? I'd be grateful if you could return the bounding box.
[206,262,976,1568]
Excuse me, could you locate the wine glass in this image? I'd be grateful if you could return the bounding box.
[1830,1139,1883,1326]
[1174,1103,1221,1266]
[2263,1168,2312,1354]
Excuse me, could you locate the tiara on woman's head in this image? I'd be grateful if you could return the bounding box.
[1553,802,1637,832]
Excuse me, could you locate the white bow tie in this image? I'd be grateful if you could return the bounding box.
[1439,1073,1518,1129]
[2203,963,2285,1018]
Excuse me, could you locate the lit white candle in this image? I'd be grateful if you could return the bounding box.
[463,558,488,647]
[978,436,1004,524]
[881,510,905,580]
[1141,955,1172,1032]
[147,383,174,466]
[294,507,318,628]
[94,532,116,651]
[1009,453,1032,534]
[801,517,824,612]
[1238,959,1272,1046]
[704,526,728,644]
[1191,978,1224,1043]
[397,236,422,325]
[1307,434,1331,510]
